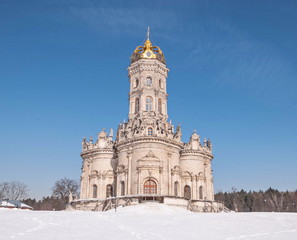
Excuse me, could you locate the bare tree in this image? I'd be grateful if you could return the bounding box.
[0,181,28,200]
[0,182,9,199]
[51,178,79,204]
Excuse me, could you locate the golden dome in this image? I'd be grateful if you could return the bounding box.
[130,27,165,64]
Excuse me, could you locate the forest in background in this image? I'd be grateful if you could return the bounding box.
[24,188,297,212]
[215,188,297,212]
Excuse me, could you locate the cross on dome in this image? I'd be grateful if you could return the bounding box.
[147,26,150,40]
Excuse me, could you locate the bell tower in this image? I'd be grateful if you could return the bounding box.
[128,27,169,121]
[116,27,181,143]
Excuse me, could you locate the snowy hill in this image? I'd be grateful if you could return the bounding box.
[1,203,297,240]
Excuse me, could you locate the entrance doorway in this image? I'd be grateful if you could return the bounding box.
[143,179,157,194]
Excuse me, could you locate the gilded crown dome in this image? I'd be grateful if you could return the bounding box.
[130,27,166,64]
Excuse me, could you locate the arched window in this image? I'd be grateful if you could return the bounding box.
[174,181,179,197]
[158,98,162,114]
[145,77,152,86]
[93,184,97,198]
[135,78,139,88]
[199,185,203,200]
[159,79,162,88]
[121,181,125,196]
[144,179,157,194]
[184,185,191,199]
[106,184,113,198]
[146,97,153,111]
[135,98,139,113]
[148,127,153,136]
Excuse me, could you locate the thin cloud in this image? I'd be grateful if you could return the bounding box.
[69,2,296,107]
[180,16,297,107]
[70,6,178,35]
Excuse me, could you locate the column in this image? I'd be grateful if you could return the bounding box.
[125,170,128,195]
[99,173,102,199]
[159,168,163,195]
[86,160,91,198]
[127,149,132,195]
[193,176,197,199]
[137,169,141,194]
[167,152,172,195]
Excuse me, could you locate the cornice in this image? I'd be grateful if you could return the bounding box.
[180,149,213,159]
[115,136,183,151]
[128,61,169,77]
[81,148,114,158]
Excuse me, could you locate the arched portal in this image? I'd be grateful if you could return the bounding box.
[106,184,113,198]
[143,179,157,194]
[184,185,191,199]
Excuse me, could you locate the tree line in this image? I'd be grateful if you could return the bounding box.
[215,188,297,212]
[2,180,297,212]
[1,178,79,211]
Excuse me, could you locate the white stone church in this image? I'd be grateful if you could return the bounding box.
[69,30,224,212]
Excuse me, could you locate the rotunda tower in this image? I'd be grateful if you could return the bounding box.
[128,28,169,121]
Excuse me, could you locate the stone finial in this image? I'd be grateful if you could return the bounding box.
[207,138,212,151]
[188,130,200,150]
[98,129,107,138]
[173,123,182,141]
[176,123,181,132]
[191,130,199,139]
[89,136,93,143]
[82,137,87,151]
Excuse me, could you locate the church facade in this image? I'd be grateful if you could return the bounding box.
[70,31,223,212]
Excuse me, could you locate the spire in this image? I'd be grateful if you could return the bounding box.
[147,26,150,40]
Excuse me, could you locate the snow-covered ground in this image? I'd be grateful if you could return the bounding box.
[1,203,297,240]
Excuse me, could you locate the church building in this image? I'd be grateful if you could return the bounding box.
[69,30,223,212]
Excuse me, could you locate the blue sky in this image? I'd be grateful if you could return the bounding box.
[0,0,296,199]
